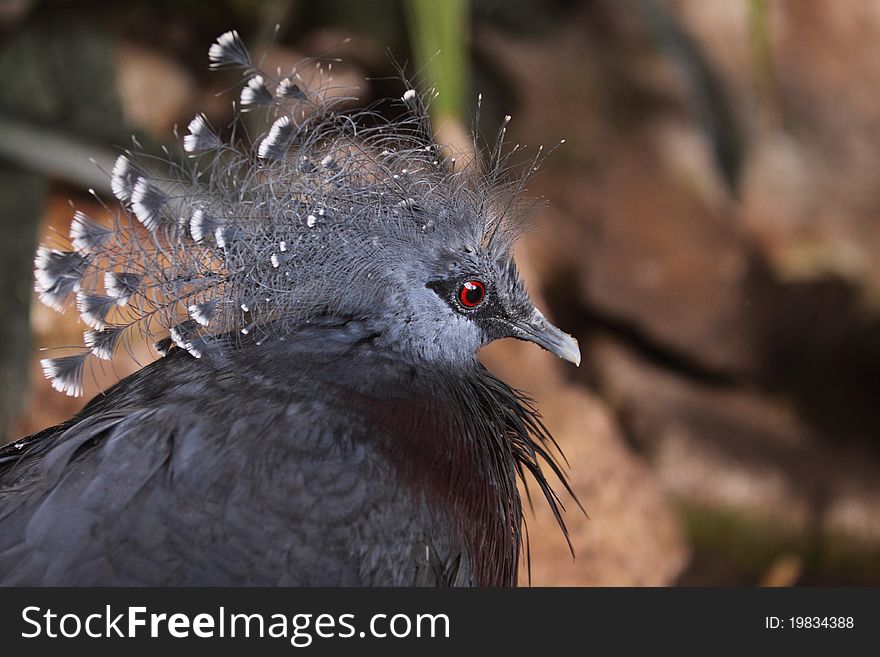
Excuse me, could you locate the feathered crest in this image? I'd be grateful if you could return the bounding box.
[34,29,557,396]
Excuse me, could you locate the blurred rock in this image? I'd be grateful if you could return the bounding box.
[759,553,803,587]
[299,29,388,71]
[584,131,754,374]
[115,44,197,137]
[0,0,34,30]
[590,335,880,573]
[672,0,880,307]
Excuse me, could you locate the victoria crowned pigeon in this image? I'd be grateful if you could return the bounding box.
[0,30,580,586]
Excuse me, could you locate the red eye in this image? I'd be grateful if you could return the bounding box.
[458,280,486,308]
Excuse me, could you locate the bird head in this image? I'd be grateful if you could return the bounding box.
[34,30,578,395]
[370,205,580,368]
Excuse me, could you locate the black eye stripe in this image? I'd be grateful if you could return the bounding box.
[427,276,491,314]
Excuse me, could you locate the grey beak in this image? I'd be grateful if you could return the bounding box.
[514,308,581,366]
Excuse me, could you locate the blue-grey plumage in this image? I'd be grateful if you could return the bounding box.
[1,30,580,586]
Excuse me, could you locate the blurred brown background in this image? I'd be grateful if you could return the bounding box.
[2,0,879,586]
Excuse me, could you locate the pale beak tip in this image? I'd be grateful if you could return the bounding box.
[518,308,582,367]
[562,335,581,367]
